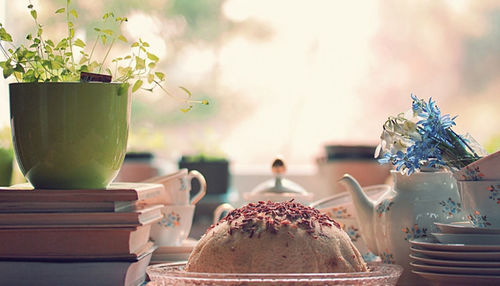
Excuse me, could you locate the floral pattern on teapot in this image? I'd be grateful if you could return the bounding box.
[439,197,462,218]
[380,249,396,264]
[375,198,394,217]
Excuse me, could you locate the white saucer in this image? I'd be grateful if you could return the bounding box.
[435,222,500,234]
[410,247,500,261]
[410,237,500,251]
[154,238,197,254]
[412,270,500,286]
[151,238,197,264]
[432,232,500,245]
[410,261,500,275]
[410,254,500,267]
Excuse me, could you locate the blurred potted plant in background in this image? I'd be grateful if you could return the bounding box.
[0,1,207,189]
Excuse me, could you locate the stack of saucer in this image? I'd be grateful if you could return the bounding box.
[409,221,500,285]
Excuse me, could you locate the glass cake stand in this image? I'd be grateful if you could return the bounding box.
[146,262,403,285]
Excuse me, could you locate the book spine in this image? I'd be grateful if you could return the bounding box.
[0,225,151,257]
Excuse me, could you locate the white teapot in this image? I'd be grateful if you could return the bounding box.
[214,158,313,222]
[340,170,464,285]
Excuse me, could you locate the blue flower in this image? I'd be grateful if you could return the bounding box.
[376,94,483,174]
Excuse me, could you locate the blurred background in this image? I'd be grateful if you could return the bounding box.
[1,0,500,236]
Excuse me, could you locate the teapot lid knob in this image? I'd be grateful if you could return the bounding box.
[271,157,286,175]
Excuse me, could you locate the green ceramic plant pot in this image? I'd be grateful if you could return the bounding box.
[9,82,131,189]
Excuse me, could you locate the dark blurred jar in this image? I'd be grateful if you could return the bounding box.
[178,155,229,195]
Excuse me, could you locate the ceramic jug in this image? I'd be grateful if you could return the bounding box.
[340,170,464,286]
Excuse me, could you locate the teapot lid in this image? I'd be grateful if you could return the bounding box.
[246,158,310,198]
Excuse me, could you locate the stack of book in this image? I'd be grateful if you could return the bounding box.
[0,182,167,286]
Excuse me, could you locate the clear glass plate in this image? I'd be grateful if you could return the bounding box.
[146,262,403,285]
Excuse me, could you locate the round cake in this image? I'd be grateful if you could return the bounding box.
[186,200,368,273]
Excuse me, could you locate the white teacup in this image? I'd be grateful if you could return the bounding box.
[458,180,500,228]
[150,204,195,246]
[144,168,206,205]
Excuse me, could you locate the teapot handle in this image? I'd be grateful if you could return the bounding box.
[213,203,235,224]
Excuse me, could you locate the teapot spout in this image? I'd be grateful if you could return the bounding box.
[338,174,379,254]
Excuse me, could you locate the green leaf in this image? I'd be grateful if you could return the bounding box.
[155,72,165,81]
[45,39,55,47]
[147,73,154,83]
[147,52,159,62]
[30,10,37,20]
[118,35,127,42]
[70,9,78,18]
[51,60,63,69]
[131,42,139,48]
[79,56,88,65]
[88,61,99,72]
[100,34,107,44]
[55,39,68,50]
[3,66,13,79]
[132,79,143,92]
[201,100,209,105]
[55,8,65,14]
[180,106,193,113]
[102,29,113,36]
[179,86,192,97]
[135,56,145,70]
[118,66,132,77]
[0,27,13,42]
[74,38,85,48]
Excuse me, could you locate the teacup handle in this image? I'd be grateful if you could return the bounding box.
[213,203,235,224]
[188,170,207,205]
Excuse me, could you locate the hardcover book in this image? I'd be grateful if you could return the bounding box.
[0,182,167,212]
[0,243,156,286]
[0,224,153,259]
[0,204,163,227]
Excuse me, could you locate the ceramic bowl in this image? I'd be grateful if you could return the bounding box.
[457,180,500,228]
[454,150,500,181]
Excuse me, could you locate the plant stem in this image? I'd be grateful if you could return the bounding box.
[87,35,99,66]
[99,37,115,73]
[66,1,75,71]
